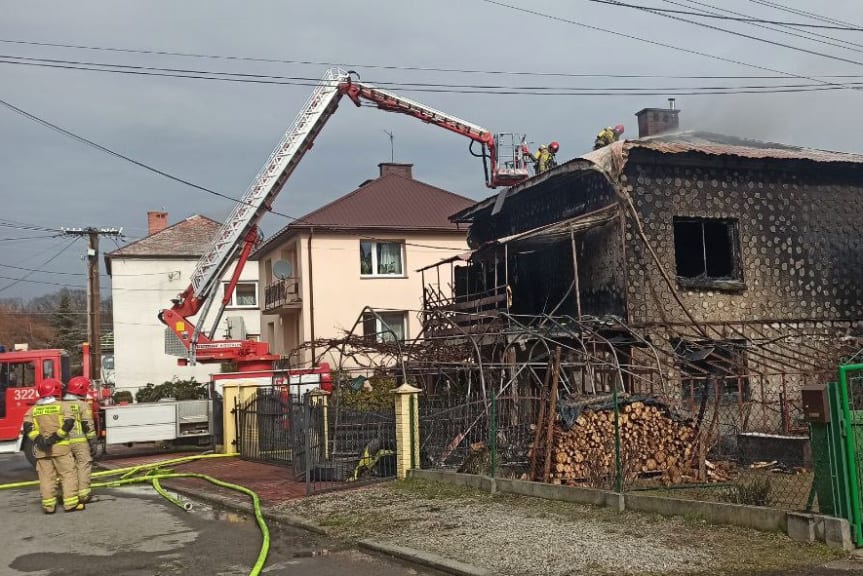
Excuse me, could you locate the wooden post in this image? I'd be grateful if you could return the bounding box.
[570,231,582,320]
[529,356,554,481]
[542,347,563,483]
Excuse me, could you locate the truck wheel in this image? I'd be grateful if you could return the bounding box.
[21,436,37,468]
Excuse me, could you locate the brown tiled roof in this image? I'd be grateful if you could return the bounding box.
[257,173,473,254]
[106,215,221,258]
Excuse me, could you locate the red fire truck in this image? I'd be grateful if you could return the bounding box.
[0,345,107,466]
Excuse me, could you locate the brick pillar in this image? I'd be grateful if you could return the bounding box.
[310,389,329,459]
[393,383,421,480]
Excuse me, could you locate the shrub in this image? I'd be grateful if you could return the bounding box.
[113,390,134,404]
[719,475,772,507]
[135,378,208,403]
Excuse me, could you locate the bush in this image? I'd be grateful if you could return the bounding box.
[113,390,134,404]
[336,376,396,411]
[719,475,772,507]
[135,378,208,403]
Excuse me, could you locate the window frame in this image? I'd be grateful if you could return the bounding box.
[360,240,406,278]
[672,216,744,291]
[223,281,259,309]
[362,310,408,343]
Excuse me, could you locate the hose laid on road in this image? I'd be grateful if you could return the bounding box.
[0,453,270,576]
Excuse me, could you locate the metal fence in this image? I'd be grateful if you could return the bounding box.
[235,388,295,465]
[418,384,815,512]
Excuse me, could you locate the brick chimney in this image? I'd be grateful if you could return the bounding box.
[635,99,680,138]
[147,211,168,235]
[378,162,413,179]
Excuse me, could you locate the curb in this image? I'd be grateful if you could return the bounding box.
[358,540,493,576]
[146,480,491,576]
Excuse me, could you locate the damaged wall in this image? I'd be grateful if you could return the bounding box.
[622,152,863,326]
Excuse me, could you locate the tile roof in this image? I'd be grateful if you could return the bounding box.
[106,215,222,258]
[257,173,474,254]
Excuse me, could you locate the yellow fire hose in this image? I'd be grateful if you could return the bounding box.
[0,453,270,576]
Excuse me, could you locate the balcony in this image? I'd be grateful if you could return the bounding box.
[264,277,302,313]
[422,285,507,338]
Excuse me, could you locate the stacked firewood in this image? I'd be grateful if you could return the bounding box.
[538,401,698,486]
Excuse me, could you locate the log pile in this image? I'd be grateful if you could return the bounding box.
[536,400,698,487]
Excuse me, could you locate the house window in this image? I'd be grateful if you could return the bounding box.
[673,217,741,288]
[362,311,407,342]
[224,282,258,308]
[360,240,404,276]
[676,339,750,403]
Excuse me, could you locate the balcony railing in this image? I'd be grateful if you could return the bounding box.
[264,277,302,312]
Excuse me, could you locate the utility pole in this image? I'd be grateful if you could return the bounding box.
[62,227,123,382]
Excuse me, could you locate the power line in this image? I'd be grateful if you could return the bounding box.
[666,0,863,55]
[476,0,861,91]
[0,238,80,294]
[747,0,863,29]
[2,56,862,95]
[0,263,84,275]
[583,0,863,70]
[4,36,863,81]
[3,52,863,91]
[589,0,863,30]
[0,234,62,243]
[0,218,63,233]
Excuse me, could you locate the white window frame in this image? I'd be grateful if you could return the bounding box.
[363,311,408,343]
[360,240,406,277]
[223,281,259,309]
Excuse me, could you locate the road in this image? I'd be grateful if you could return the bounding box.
[0,453,441,576]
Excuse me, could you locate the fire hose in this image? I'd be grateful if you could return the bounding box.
[0,453,270,576]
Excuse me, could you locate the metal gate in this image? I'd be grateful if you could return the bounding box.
[235,388,294,465]
[837,365,863,546]
[294,395,397,495]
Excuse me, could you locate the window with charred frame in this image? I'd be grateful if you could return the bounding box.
[675,339,750,403]
[673,217,742,289]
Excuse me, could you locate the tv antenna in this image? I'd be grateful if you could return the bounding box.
[383,130,394,162]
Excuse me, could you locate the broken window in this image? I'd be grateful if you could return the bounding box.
[673,217,741,288]
[675,339,750,403]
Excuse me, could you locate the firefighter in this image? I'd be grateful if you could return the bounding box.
[63,376,97,504]
[350,437,395,481]
[524,141,560,174]
[21,378,83,514]
[594,124,625,150]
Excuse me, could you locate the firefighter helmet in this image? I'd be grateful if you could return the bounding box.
[37,378,62,398]
[549,141,560,152]
[614,124,625,135]
[67,376,91,397]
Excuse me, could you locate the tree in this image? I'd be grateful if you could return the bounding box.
[51,292,80,354]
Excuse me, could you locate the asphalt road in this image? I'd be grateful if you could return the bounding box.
[0,453,441,576]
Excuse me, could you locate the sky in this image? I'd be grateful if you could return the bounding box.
[1,0,862,301]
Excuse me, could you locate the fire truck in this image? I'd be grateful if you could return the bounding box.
[159,67,530,369]
[0,346,108,466]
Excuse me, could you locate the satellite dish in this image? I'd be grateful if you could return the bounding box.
[273,260,293,280]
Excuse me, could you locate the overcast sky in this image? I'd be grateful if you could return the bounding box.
[2,0,862,301]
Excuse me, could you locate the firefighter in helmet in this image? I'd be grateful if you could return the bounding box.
[594,124,625,150]
[63,376,97,504]
[21,378,83,513]
[523,141,560,174]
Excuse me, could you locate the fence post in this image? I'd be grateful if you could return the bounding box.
[613,386,622,493]
[393,383,421,480]
[310,389,330,459]
[490,387,498,478]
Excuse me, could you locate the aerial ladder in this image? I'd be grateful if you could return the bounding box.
[158,68,531,370]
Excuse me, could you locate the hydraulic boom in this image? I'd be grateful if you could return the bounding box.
[159,68,530,368]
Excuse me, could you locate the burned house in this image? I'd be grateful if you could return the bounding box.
[420,108,863,438]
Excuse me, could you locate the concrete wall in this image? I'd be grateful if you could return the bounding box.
[110,257,261,394]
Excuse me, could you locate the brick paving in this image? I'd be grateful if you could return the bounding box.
[97,449,311,506]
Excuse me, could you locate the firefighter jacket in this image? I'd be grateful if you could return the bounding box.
[22,397,75,458]
[62,394,96,444]
[594,128,618,149]
[533,147,554,173]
